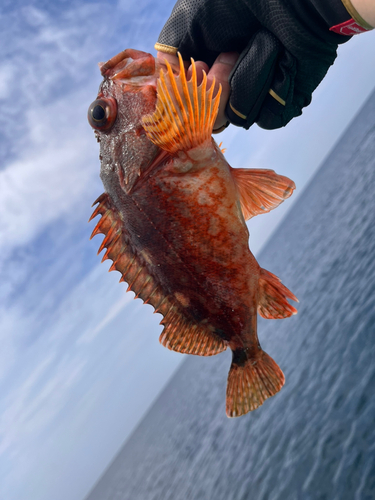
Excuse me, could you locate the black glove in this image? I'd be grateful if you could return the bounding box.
[155,0,357,130]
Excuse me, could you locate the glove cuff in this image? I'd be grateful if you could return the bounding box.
[154,42,178,55]
[331,0,374,34]
[288,0,373,41]
[284,0,349,43]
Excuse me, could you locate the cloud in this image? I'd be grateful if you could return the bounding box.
[0,353,72,456]
[0,103,95,251]
[77,291,135,345]
[0,0,173,256]
[1,1,374,500]
[0,62,14,100]
[0,4,105,254]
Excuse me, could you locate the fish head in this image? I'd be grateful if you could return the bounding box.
[88,49,169,195]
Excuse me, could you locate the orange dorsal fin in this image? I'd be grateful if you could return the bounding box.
[258,268,298,319]
[142,53,221,153]
[90,194,226,357]
[231,168,296,221]
[226,348,285,417]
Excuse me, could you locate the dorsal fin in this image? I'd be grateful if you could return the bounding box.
[90,194,226,356]
[231,168,296,221]
[142,53,221,153]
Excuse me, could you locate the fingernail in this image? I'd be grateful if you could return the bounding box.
[218,52,239,65]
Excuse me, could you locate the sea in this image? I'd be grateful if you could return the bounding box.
[85,89,375,500]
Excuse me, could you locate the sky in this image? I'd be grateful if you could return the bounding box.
[0,1,374,499]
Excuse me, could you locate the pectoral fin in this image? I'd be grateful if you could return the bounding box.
[142,54,221,153]
[231,168,295,220]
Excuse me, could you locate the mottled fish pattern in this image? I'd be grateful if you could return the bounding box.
[87,49,298,417]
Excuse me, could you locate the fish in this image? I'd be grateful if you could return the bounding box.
[87,48,298,417]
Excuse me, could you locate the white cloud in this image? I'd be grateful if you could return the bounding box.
[0,107,95,250]
[0,5,105,253]
[0,0,171,258]
[0,63,14,100]
[77,291,135,345]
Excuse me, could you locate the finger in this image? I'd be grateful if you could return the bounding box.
[187,61,209,84]
[157,51,189,71]
[207,52,239,130]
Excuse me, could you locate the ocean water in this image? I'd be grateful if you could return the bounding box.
[86,89,375,500]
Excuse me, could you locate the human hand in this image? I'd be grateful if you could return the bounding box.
[156,0,373,131]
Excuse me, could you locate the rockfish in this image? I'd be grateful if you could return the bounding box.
[87,48,298,417]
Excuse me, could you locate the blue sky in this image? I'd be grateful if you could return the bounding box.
[0,1,374,499]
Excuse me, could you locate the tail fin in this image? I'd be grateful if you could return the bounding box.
[226,348,285,417]
[258,268,298,319]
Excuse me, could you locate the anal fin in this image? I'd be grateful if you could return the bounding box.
[258,268,298,319]
[231,168,295,220]
[160,312,226,356]
[90,193,226,356]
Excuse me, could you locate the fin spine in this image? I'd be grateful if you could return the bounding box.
[159,70,185,147]
[175,54,193,145]
[142,55,221,153]
[191,60,199,139]
[135,275,152,298]
[97,225,116,254]
[126,266,143,292]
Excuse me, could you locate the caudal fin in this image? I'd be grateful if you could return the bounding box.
[226,349,285,417]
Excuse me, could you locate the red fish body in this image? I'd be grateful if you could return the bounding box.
[88,49,298,417]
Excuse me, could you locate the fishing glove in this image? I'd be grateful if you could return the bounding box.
[156,0,373,130]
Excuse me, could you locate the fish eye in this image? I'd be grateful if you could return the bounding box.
[88,97,117,131]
